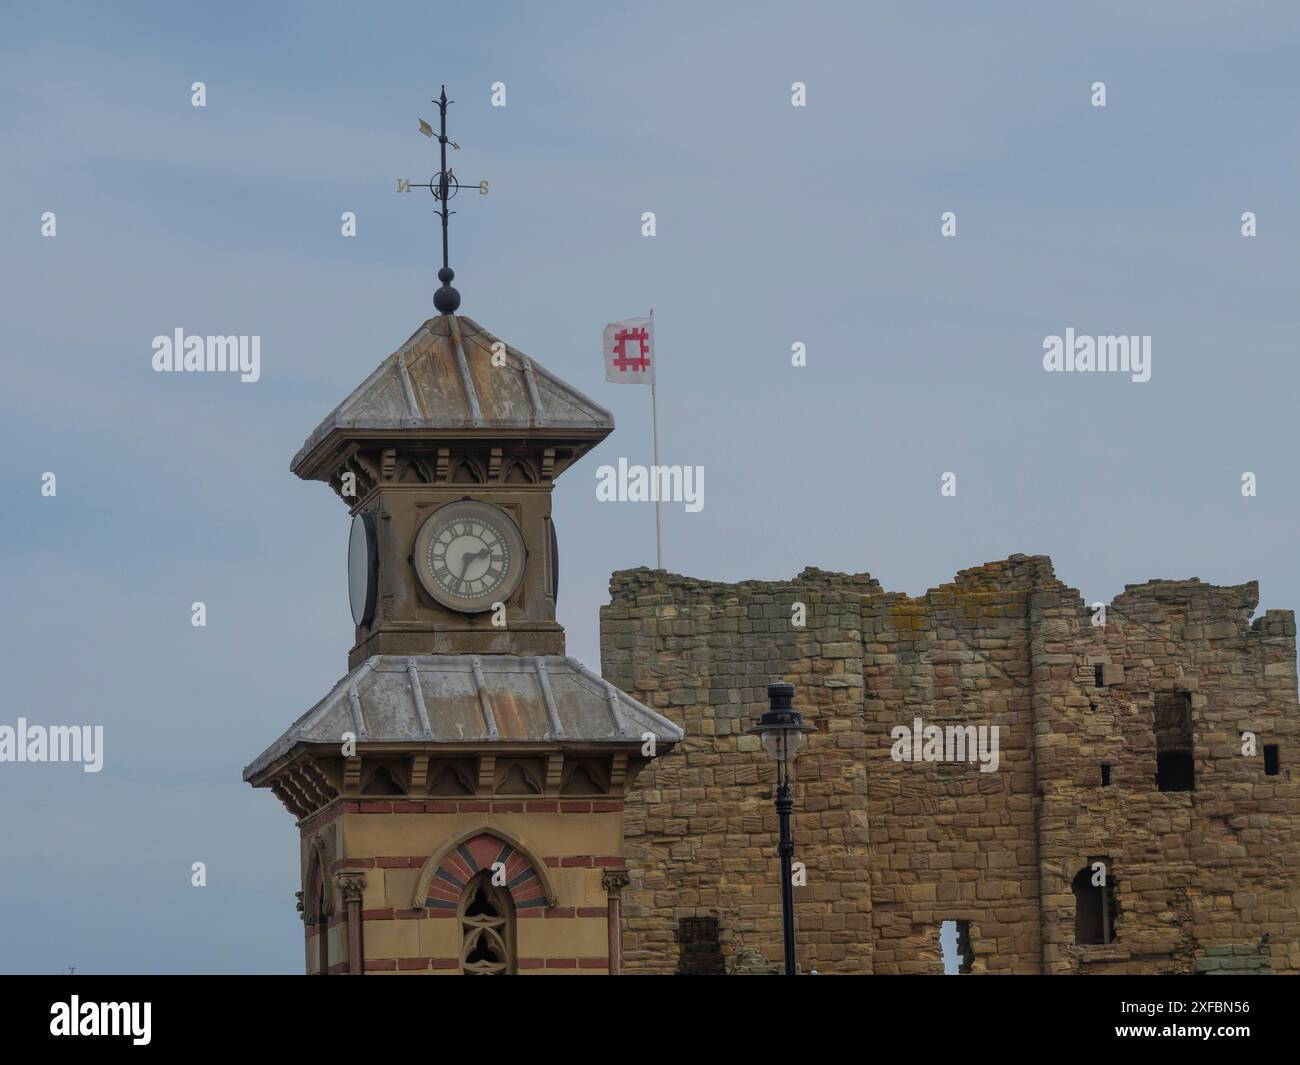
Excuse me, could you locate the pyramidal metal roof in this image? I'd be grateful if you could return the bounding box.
[291,315,614,477]
[243,654,684,782]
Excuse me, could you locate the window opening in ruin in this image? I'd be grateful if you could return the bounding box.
[1154,691,1194,792]
[940,919,973,974]
[676,916,724,975]
[1094,664,1105,688]
[1100,763,1111,786]
[1072,864,1119,945]
[1264,744,1280,776]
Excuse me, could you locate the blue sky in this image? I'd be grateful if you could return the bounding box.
[2,1,1299,971]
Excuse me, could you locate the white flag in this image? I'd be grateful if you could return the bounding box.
[603,317,655,384]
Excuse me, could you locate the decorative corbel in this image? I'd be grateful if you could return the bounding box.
[610,752,628,794]
[410,753,430,794]
[477,754,496,796]
[545,753,564,795]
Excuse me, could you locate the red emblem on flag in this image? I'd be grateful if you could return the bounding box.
[603,317,655,384]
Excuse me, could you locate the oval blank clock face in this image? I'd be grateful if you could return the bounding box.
[413,500,526,614]
[348,512,379,627]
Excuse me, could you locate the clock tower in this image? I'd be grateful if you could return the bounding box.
[244,312,682,975]
[295,312,599,667]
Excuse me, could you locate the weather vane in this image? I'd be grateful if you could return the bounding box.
[397,86,488,315]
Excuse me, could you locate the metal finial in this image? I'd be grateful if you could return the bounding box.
[398,85,489,315]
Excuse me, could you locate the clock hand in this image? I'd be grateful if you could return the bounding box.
[458,545,492,579]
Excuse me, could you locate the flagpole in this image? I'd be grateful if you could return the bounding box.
[650,308,663,571]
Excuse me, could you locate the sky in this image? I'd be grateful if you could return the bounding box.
[2,1,1298,972]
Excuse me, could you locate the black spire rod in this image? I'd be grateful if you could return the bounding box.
[399,86,489,315]
[431,87,458,314]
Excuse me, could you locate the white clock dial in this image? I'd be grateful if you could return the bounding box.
[429,517,508,597]
[413,501,526,613]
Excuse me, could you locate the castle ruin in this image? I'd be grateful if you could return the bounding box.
[601,554,1299,974]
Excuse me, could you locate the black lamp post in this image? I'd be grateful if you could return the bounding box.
[745,682,816,975]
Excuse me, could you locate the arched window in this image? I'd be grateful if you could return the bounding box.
[459,871,515,975]
[306,858,330,975]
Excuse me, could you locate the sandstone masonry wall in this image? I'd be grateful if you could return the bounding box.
[601,568,877,974]
[601,555,1300,975]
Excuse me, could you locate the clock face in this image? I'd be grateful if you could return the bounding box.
[348,512,379,626]
[413,500,526,613]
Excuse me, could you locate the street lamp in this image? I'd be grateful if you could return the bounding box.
[745,681,816,975]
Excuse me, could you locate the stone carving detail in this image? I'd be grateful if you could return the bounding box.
[335,872,367,903]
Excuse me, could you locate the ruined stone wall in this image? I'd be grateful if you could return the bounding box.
[1032,576,1300,974]
[601,569,877,974]
[864,556,1045,973]
[601,555,1300,975]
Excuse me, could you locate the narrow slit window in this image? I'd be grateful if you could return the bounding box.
[1264,744,1280,776]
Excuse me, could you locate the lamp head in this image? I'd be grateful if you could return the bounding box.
[745,682,816,765]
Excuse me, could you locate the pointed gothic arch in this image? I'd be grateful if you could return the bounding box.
[304,843,333,975]
[450,458,485,483]
[412,824,557,912]
[503,458,537,484]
